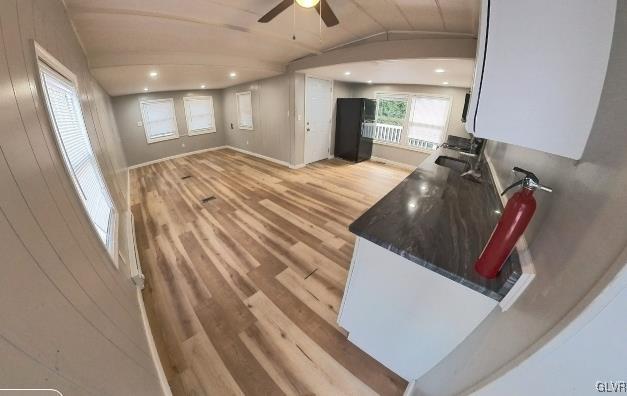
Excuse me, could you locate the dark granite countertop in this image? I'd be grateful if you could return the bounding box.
[350,141,522,301]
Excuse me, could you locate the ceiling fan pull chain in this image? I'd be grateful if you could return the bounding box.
[319,0,322,42]
[293,0,296,40]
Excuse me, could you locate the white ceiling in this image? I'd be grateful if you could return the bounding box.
[64,0,480,96]
[302,58,475,87]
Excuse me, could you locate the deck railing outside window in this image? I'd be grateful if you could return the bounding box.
[362,122,402,144]
[362,122,439,150]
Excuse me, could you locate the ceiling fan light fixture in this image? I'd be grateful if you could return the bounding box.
[295,0,320,9]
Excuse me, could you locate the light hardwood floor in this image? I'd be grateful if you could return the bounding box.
[131,148,411,395]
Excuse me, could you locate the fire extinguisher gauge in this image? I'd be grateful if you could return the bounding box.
[501,167,553,196]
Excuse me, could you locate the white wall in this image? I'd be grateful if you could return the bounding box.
[412,4,627,395]
[348,83,470,168]
[113,90,225,166]
[477,248,627,396]
[222,74,292,164]
[0,0,163,394]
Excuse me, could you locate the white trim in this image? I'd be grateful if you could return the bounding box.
[128,146,228,169]
[136,287,172,396]
[127,212,145,288]
[484,152,536,312]
[370,156,418,171]
[403,380,419,396]
[304,75,334,165]
[127,145,305,171]
[183,96,217,135]
[139,98,180,144]
[0,390,62,396]
[338,237,361,325]
[374,90,453,149]
[235,91,254,130]
[227,146,291,168]
[126,168,131,209]
[34,41,119,268]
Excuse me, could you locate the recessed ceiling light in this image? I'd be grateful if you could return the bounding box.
[200,84,206,89]
[149,71,158,78]
[367,80,373,84]
[344,71,351,76]
[434,68,445,73]
[442,81,449,85]
[229,72,237,78]
[143,87,149,91]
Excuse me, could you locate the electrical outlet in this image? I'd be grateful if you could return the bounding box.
[246,140,249,145]
[181,143,186,148]
[137,121,143,127]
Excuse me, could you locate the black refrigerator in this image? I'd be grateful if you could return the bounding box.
[334,98,376,162]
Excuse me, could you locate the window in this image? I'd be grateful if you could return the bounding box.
[183,96,216,135]
[407,96,451,149]
[37,45,117,258]
[236,91,254,130]
[139,98,179,143]
[373,94,408,145]
[372,92,451,151]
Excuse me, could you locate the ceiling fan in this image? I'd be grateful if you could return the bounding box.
[258,0,339,27]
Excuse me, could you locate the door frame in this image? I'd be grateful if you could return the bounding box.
[304,74,334,165]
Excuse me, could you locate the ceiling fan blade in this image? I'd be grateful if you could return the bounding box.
[258,0,293,23]
[315,0,339,27]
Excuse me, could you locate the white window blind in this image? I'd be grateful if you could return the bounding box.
[407,96,451,147]
[140,98,179,143]
[39,62,115,249]
[183,96,216,135]
[236,91,254,130]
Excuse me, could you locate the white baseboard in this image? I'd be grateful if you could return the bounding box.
[128,146,228,169]
[370,156,418,171]
[137,288,172,396]
[127,144,304,172]
[226,145,291,168]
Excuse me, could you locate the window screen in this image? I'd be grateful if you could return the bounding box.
[183,96,216,135]
[236,91,254,130]
[140,98,179,143]
[39,61,115,249]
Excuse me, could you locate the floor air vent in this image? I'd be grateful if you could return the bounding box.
[201,196,216,203]
[181,175,192,180]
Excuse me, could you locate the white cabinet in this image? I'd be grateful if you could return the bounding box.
[337,238,497,381]
[465,0,616,159]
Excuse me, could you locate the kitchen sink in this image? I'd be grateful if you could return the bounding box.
[434,155,471,173]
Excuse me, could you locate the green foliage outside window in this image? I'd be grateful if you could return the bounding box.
[376,98,407,126]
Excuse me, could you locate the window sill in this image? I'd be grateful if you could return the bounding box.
[188,128,216,136]
[146,134,179,144]
[372,140,436,155]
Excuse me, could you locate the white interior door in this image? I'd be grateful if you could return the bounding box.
[305,76,333,164]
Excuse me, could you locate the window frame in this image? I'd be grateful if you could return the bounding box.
[139,98,180,144]
[183,95,216,135]
[235,91,254,130]
[374,91,453,153]
[34,41,119,267]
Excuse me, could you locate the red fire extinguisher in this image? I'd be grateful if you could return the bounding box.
[475,167,552,279]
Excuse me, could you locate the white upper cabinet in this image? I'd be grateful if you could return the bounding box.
[465,0,616,159]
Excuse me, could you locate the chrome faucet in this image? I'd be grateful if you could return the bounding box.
[460,136,487,183]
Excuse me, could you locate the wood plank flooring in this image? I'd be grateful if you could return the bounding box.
[131,148,411,396]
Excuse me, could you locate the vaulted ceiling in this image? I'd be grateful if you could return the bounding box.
[64,0,480,96]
